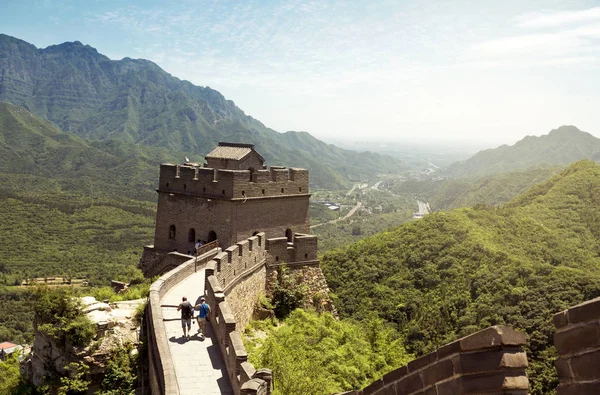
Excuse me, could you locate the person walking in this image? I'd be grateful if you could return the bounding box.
[177,296,194,339]
[195,296,211,340]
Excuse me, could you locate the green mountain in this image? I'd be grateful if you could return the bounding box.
[0,33,402,188]
[322,160,600,395]
[444,126,600,179]
[0,101,170,278]
[0,101,197,201]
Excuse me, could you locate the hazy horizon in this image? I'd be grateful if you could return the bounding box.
[2,0,599,145]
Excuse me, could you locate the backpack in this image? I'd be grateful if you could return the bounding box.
[181,302,193,319]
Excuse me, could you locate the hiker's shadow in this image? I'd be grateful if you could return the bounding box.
[168,336,188,345]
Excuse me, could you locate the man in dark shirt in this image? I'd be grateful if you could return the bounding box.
[177,296,194,339]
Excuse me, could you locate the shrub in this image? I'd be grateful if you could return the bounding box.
[271,266,305,319]
[34,288,95,348]
[97,343,139,395]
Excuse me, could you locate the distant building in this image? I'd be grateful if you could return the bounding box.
[0,342,23,361]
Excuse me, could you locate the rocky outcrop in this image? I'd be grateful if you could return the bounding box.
[266,265,336,315]
[21,297,144,388]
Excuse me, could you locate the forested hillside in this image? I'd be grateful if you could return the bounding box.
[0,34,402,188]
[444,125,600,179]
[321,160,600,395]
[0,103,164,344]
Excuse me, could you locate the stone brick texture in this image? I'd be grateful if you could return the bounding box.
[336,325,529,395]
[553,296,600,394]
[205,270,273,395]
[152,163,310,252]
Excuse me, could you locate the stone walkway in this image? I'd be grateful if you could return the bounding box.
[161,268,233,395]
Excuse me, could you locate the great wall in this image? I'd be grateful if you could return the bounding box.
[140,142,600,395]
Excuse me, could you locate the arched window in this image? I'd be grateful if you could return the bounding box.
[286,228,293,243]
[169,225,176,240]
[188,228,196,243]
[208,231,217,242]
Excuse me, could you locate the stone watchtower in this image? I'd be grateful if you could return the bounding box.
[141,143,314,274]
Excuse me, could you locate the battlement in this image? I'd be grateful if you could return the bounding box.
[158,163,309,199]
[341,325,529,395]
[206,233,268,291]
[266,233,318,267]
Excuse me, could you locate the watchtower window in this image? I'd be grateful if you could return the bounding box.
[299,187,302,192]
[222,190,225,195]
[188,228,196,243]
[208,231,217,243]
[166,182,170,188]
[203,187,206,192]
[275,256,279,262]
[184,184,187,190]
[281,188,284,193]
[286,228,293,243]
[241,190,245,197]
[169,225,176,239]
[262,189,265,195]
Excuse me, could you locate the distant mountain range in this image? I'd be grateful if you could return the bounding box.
[444,125,600,179]
[0,34,402,188]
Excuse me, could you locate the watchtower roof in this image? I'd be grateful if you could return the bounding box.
[205,142,265,162]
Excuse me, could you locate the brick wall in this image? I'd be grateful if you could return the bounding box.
[205,271,272,395]
[152,174,310,252]
[265,234,318,267]
[340,325,529,395]
[553,296,600,395]
[205,233,269,330]
[139,248,195,278]
[158,164,308,200]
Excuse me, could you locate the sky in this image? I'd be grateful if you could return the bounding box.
[2,0,600,146]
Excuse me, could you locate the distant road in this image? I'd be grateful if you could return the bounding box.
[346,184,358,196]
[413,200,430,218]
[311,201,363,229]
[371,181,383,190]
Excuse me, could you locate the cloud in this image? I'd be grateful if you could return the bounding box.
[515,7,600,28]
[469,6,600,69]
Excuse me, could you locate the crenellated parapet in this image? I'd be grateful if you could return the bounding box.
[340,325,529,395]
[203,233,273,395]
[265,233,319,267]
[209,233,268,291]
[158,163,309,200]
[553,296,600,394]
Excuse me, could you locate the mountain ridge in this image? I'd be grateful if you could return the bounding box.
[0,33,402,187]
[444,125,600,179]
